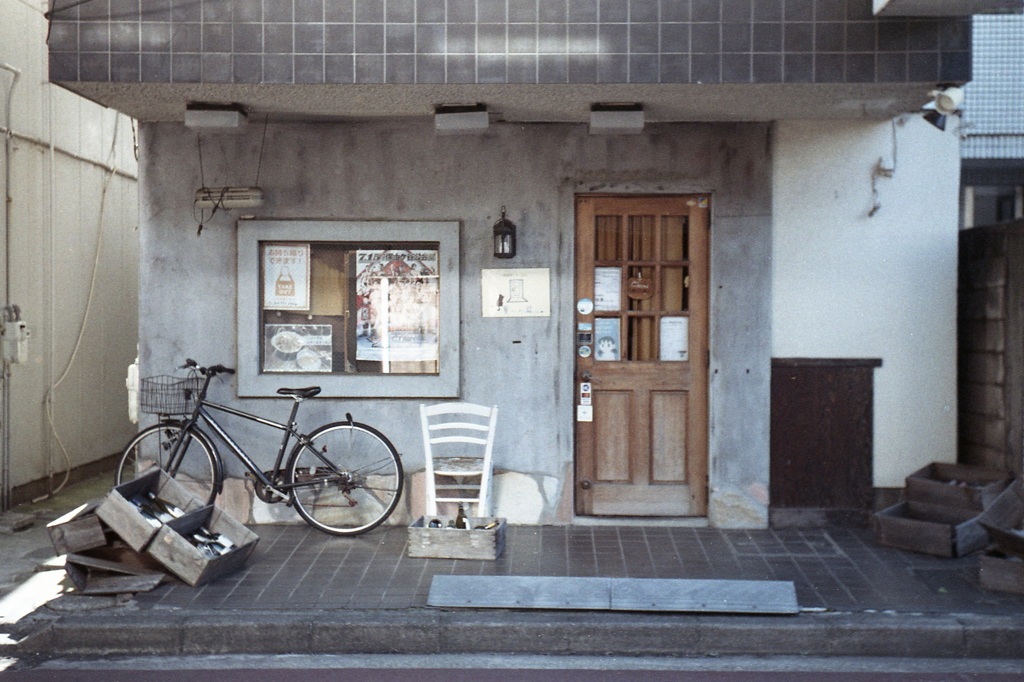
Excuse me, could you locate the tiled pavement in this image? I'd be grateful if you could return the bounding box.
[135,523,1024,616]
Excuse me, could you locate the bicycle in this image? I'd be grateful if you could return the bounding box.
[115,359,404,536]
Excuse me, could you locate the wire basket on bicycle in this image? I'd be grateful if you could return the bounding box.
[138,373,203,415]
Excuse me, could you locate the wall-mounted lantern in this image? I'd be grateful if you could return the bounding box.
[492,206,517,259]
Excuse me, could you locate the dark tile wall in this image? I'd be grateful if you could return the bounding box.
[46,0,971,85]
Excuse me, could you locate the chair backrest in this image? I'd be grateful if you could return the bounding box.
[420,402,498,515]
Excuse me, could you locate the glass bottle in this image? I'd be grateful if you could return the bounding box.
[455,503,469,529]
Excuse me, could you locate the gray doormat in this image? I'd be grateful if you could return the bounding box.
[427,576,799,614]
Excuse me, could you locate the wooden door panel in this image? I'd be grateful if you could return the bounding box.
[594,391,631,482]
[651,391,688,483]
[574,194,709,517]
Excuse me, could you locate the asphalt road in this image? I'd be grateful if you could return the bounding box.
[2,655,1023,681]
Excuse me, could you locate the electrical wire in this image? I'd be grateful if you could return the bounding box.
[39,114,122,502]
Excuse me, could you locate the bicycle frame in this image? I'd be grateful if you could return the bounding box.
[164,373,340,499]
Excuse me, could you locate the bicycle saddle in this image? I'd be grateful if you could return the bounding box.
[277,386,322,399]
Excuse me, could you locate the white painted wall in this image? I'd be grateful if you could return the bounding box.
[771,116,960,487]
[0,0,139,506]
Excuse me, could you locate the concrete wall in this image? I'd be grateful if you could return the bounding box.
[771,116,960,489]
[0,0,139,507]
[138,119,772,526]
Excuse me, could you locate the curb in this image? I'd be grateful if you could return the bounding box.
[15,608,1024,660]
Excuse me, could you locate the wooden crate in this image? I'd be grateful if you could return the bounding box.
[979,553,1024,595]
[873,501,988,557]
[147,505,258,586]
[47,500,107,555]
[407,516,506,560]
[905,463,1011,511]
[96,468,207,552]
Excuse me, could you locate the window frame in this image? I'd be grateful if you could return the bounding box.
[237,219,460,398]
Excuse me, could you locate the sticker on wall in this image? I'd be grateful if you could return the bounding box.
[576,298,594,316]
[481,268,551,317]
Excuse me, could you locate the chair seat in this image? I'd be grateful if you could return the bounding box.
[434,457,485,475]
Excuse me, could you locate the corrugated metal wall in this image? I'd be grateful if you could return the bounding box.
[1,0,139,509]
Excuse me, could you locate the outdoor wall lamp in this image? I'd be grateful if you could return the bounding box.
[493,206,517,259]
[923,85,964,131]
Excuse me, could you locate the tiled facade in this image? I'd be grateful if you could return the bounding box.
[46,0,971,86]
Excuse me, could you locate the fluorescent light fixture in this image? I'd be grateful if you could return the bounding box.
[195,186,264,209]
[434,104,489,135]
[589,103,644,135]
[185,103,247,129]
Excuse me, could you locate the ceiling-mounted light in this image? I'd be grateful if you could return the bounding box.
[923,85,964,131]
[589,103,644,135]
[434,104,489,135]
[185,103,248,130]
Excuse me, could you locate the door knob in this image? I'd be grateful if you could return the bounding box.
[580,479,592,490]
[581,371,592,381]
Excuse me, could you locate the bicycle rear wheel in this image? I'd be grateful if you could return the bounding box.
[115,422,222,505]
[288,421,403,536]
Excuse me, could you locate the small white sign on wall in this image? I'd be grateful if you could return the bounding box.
[481,268,551,317]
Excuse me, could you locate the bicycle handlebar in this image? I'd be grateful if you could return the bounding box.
[181,359,236,376]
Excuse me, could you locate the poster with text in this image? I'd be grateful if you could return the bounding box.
[355,249,440,364]
[263,243,311,310]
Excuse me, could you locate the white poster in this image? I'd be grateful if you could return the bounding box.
[660,316,689,361]
[263,243,311,310]
[481,268,551,317]
[594,267,621,311]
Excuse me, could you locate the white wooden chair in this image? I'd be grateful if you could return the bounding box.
[420,402,498,517]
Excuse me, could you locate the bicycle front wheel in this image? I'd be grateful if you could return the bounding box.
[115,422,222,505]
[288,421,403,536]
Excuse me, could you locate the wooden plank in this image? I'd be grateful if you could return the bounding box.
[47,501,107,555]
[65,552,165,577]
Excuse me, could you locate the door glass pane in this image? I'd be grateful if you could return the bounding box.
[595,215,621,260]
[628,215,656,260]
[662,216,688,260]
[661,266,688,312]
[627,316,656,361]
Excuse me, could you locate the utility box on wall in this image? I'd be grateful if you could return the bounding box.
[770,358,882,527]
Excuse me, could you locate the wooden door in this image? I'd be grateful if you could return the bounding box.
[574,195,709,516]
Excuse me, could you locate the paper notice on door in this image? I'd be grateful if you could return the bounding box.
[594,267,621,311]
[660,316,689,361]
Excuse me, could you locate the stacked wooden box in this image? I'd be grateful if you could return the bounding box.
[978,481,1024,594]
[873,463,1013,557]
[407,516,506,560]
[46,468,258,593]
